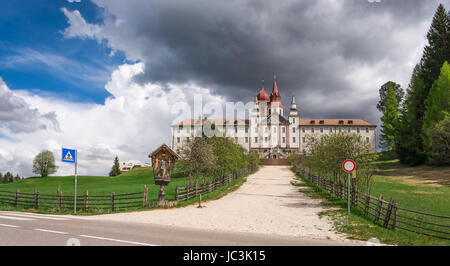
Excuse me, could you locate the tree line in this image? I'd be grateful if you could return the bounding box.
[379,4,450,166]
[178,136,260,186]
[0,172,22,184]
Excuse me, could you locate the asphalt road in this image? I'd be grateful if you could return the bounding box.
[0,211,356,246]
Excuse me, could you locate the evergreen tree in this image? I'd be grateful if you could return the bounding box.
[377,81,404,112]
[396,65,427,165]
[395,4,450,165]
[4,172,13,183]
[109,156,121,177]
[422,61,450,157]
[14,174,21,181]
[380,86,399,150]
[420,4,450,92]
[0,173,3,183]
[428,116,450,165]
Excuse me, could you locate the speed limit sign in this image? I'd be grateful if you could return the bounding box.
[342,159,356,173]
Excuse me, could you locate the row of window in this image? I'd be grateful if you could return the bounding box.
[301,127,370,133]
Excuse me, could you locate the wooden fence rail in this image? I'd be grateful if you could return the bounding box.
[175,166,254,202]
[292,166,450,241]
[0,188,147,213]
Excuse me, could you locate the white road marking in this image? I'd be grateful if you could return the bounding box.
[1,213,68,221]
[0,215,34,221]
[79,234,157,246]
[34,228,68,235]
[0,223,20,228]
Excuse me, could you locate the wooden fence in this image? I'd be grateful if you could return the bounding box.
[175,167,254,201]
[293,166,450,241]
[0,186,150,212]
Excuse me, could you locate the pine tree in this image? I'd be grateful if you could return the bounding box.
[109,156,121,177]
[420,4,450,92]
[0,173,3,183]
[396,65,427,165]
[422,61,450,157]
[395,4,450,165]
[380,86,399,150]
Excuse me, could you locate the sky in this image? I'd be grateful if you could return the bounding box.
[0,0,449,177]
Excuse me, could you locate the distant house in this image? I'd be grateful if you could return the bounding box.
[119,162,143,173]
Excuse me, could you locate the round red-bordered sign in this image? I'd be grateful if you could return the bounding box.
[342,159,356,173]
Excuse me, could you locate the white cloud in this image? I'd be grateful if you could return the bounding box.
[0,63,224,177]
[61,7,102,39]
[0,78,59,134]
[67,0,81,2]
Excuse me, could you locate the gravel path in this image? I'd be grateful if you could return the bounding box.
[81,166,360,243]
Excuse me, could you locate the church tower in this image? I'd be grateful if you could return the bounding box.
[269,75,283,116]
[288,96,299,148]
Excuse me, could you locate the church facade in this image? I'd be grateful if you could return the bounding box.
[171,77,376,159]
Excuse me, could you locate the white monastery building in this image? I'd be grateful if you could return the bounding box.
[171,76,376,159]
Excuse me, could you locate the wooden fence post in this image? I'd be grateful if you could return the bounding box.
[84,190,89,212]
[374,195,383,223]
[195,181,198,197]
[186,183,190,201]
[58,190,62,210]
[175,186,178,201]
[383,198,393,228]
[34,189,39,209]
[392,200,397,230]
[15,189,19,207]
[111,192,115,212]
[143,185,148,207]
[364,194,370,216]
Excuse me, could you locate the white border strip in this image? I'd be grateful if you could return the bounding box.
[79,234,157,246]
[35,228,68,235]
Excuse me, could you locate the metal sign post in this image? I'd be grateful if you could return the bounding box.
[342,159,356,216]
[62,148,77,214]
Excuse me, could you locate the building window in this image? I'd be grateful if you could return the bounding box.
[348,120,353,125]
[302,137,305,143]
[320,128,324,133]
[366,137,369,142]
[319,120,324,125]
[293,118,296,123]
[311,128,315,133]
[366,127,369,133]
[255,127,258,133]
[339,127,342,133]
[282,137,286,143]
[357,127,360,133]
[348,128,351,133]
[265,137,268,142]
[177,137,180,143]
[245,127,248,133]
[293,137,296,143]
[245,137,249,143]
[235,127,238,133]
[329,128,333,133]
[302,127,305,133]
[254,137,258,143]
[186,137,190,142]
[282,127,286,133]
[293,127,296,133]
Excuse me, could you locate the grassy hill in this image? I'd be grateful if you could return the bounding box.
[0,165,189,202]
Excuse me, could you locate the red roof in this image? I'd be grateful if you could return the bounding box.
[270,77,282,107]
[256,84,269,102]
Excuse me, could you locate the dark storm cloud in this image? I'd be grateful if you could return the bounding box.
[87,0,449,126]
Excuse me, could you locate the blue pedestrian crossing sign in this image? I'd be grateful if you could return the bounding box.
[62,148,77,164]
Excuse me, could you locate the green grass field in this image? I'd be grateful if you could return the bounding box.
[371,158,450,216]
[0,165,189,202]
